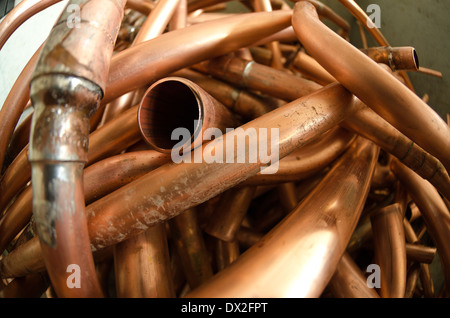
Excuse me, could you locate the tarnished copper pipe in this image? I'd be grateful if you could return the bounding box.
[391,158,450,297]
[293,1,450,174]
[370,203,407,298]
[28,0,126,297]
[137,77,239,154]
[114,223,175,297]
[361,46,419,72]
[328,252,380,298]
[0,83,363,278]
[186,137,379,297]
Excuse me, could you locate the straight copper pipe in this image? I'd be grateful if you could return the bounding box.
[186,137,379,297]
[293,1,450,174]
[370,203,407,298]
[361,46,419,72]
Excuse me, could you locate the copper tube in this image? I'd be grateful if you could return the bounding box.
[0,273,49,298]
[361,46,419,72]
[204,186,256,242]
[97,91,137,129]
[391,158,450,296]
[250,26,297,47]
[172,68,279,120]
[277,182,299,213]
[293,1,450,174]
[169,0,187,30]
[405,263,421,298]
[418,66,444,79]
[28,0,127,297]
[0,82,362,278]
[370,203,407,298]
[236,226,263,250]
[137,77,239,154]
[212,238,240,272]
[125,0,154,15]
[104,10,293,105]
[0,0,62,49]
[341,106,450,201]
[406,202,422,223]
[3,108,33,170]
[242,126,355,185]
[336,0,415,91]
[168,208,214,289]
[114,223,175,298]
[193,55,322,102]
[356,20,368,49]
[187,0,230,12]
[328,252,380,298]
[291,50,337,85]
[186,137,379,297]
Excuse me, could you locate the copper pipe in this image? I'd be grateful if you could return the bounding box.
[370,203,407,298]
[0,83,363,278]
[204,186,256,242]
[276,182,299,213]
[97,91,137,129]
[193,55,322,102]
[405,263,421,298]
[0,0,62,49]
[169,208,214,289]
[336,0,415,91]
[291,50,337,85]
[391,158,450,296]
[418,66,444,79]
[361,46,419,72]
[211,237,240,272]
[341,105,450,201]
[186,137,379,297]
[328,252,380,298]
[28,0,127,297]
[250,26,297,47]
[236,226,263,250]
[125,0,154,15]
[114,223,175,297]
[137,77,239,154]
[0,273,49,298]
[104,10,293,105]
[242,126,355,185]
[187,0,230,12]
[169,0,187,30]
[293,1,450,174]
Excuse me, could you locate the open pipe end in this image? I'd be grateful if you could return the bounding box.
[138,77,203,154]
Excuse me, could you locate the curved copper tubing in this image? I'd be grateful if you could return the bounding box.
[138,77,239,154]
[336,0,415,91]
[204,186,256,242]
[172,68,280,120]
[293,1,450,175]
[0,150,170,256]
[169,208,214,289]
[391,158,450,296]
[104,10,293,105]
[0,0,62,49]
[193,55,322,102]
[186,137,379,297]
[341,102,450,201]
[361,46,419,72]
[328,252,380,298]
[242,126,355,185]
[0,83,362,278]
[114,223,175,298]
[370,203,407,298]
[28,0,127,298]
[97,91,137,129]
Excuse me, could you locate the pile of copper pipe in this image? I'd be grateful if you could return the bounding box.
[0,0,449,299]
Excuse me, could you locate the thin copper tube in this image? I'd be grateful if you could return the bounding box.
[328,252,380,298]
[193,55,322,102]
[186,137,379,297]
[370,203,407,298]
[114,223,175,298]
[361,46,419,72]
[0,83,363,278]
[103,10,293,105]
[418,67,444,79]
[293,1,450,174]
[187,0,230,12]
[137,77,239,154]
[125,0,154,15]
[204,186,257,242]
[405,263,421,298]
[391,158,450,297]
[169,0,187,30]
[336,0,415,91]
[0,0,62,49]
[169,208,214,289]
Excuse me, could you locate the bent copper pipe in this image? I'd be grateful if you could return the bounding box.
[138,77,239,154]
[361,46,419,72]
[28,0,126,298]
[0,83,363,278]
[293,1,450,175]
[328,252,380,298]
[186,137,379,297]
[370,203,407,298]
[391,158,450,297]
[114,223,175,298]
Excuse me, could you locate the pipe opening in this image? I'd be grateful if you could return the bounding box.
[138,79,202,153]
[412,49,419,70]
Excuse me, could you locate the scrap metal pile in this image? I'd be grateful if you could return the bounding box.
[0,0,449,298]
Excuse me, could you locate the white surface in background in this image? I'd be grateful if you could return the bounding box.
[0,0,69,111]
